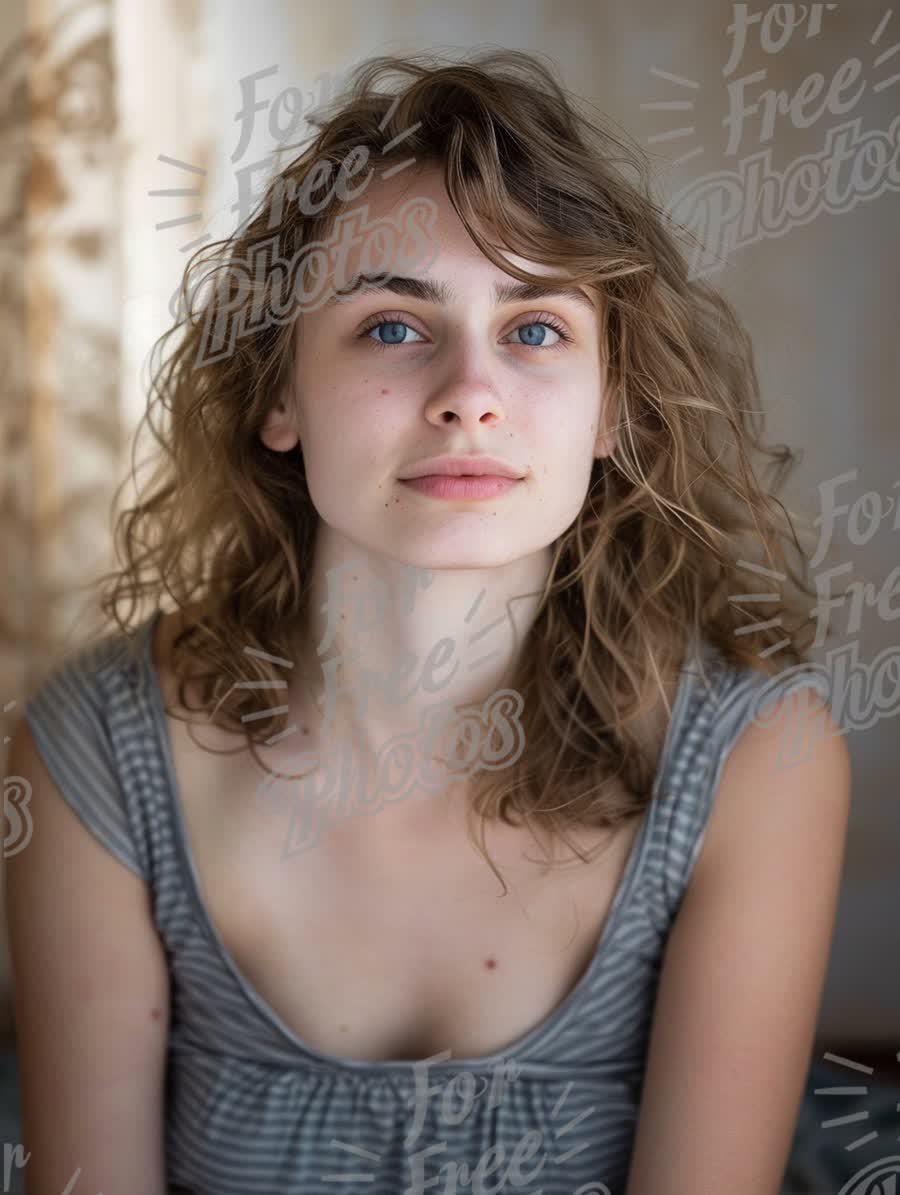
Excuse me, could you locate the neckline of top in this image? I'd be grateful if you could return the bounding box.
[135,609,701,1075]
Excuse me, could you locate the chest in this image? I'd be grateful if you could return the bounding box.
[164,712,645,1063]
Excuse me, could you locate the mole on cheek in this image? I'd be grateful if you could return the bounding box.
[150,1008,161,1021]
[484,958,497,970]
[381,388,389,396]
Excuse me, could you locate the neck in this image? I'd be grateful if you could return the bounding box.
[285,534,553,789]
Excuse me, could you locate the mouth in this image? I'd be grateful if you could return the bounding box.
[398,475,522,501]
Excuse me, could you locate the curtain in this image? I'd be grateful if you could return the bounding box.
[0,0,212,1044]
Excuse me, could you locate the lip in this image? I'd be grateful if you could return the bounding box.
[398,455,525,481]
[399,475,522,500]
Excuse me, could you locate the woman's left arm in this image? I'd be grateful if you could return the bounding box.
[624,691,853,1195]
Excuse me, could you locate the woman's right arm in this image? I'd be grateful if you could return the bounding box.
[4,721,170,1195]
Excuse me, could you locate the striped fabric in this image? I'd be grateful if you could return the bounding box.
[24,613,834,1194]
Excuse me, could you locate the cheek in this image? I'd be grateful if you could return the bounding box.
[303,387,375,442]
[304,408,394,480]
[325,379,397,419]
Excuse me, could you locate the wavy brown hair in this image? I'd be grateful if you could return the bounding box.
[97,49,846,892]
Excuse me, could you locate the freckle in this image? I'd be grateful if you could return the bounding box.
[484,957,497,970]
[150,1008,161,1021]
[339,1023,350,1032]
[381,388,389,395]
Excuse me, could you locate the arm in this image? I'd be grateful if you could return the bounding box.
[4,721,171,1195]
[624,690,852,1195]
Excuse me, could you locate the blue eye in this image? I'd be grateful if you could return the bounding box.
[364,321,426,347]
[357,314,573,352]
[509,321,564,348]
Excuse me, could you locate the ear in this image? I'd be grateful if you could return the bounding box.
[594,429,617,459]
[594,399,618,459]
[259,390,301,453]
[594,349,617,459]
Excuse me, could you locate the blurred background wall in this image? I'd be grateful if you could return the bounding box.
[1,0,897,1057]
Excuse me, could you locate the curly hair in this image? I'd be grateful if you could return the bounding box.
[97,48,845,894]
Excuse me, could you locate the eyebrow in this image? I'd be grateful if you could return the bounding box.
[323,274,597,315]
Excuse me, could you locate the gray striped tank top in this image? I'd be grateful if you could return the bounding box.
[23,611,833,1194]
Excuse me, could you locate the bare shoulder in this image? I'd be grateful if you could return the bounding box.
[693,686,851,887]
[622,688,852,1193]
[4,671,171,1189]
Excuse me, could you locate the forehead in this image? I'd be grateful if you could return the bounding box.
[319,160,581,292]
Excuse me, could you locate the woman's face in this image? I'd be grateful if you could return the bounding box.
[261,164,615,570]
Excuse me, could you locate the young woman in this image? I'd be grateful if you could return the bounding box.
[5,50,851,1195]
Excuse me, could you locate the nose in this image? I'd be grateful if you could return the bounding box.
[423,351,506,430]
[427,394,505,428]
